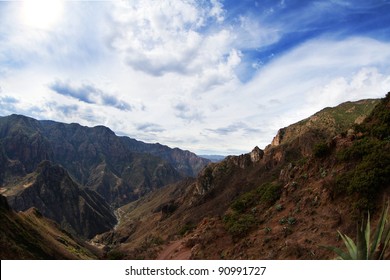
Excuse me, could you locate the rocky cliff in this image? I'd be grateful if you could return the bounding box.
[4,161,117,239]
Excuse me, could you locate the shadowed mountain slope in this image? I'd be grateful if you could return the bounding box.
[2,161,117,239]
[0,195,99,259]
[0,115,209,207]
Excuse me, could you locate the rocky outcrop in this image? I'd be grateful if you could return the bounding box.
[271,128,285,146]
[250,146,264,163]
[6,161,117,239]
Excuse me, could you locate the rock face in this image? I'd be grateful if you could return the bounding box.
[271,128,284,146]
[0,115,209,207]
[250,146,264,163]
[6,161,117,239]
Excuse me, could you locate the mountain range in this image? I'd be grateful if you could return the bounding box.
[0,115,209,240]
[0,93,389,259]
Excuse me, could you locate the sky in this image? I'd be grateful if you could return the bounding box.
[0,0,390,155]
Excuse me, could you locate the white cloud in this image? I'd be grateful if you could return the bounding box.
[233,37,390,149]
[108,0,274,92]
[1,1,390,156]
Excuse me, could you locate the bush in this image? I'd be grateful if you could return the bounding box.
[225,181,282,238]
[231,192,257,213]
[231,182,282,214]
[337,138,382,161]
[223,213,256,238]
[259,182,282,204]
[313,142,331,158]
[106,249,125,260]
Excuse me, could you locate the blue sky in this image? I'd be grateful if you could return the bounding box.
[1,0,390,155]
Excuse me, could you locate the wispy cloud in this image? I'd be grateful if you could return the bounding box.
[49,80,132,111]
[207,122,262,136]
[136,122,165,133]
[0,95,19,116]
[174,101,204,123]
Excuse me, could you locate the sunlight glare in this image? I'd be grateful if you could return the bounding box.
[21,0,64,30]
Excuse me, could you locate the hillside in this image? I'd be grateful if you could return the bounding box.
[2,161,117,239]
[92,96,389,260]
[0,195,99,259]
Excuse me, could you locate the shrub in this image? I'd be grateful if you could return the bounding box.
[258,182,282,204]
[313,142,331,158]
[223,213,256,238]
[106,249,125,260]
[231,192,256,213]
[231,182,282,214]
[333,122,390,211]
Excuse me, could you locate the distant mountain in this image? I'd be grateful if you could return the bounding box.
[198,155,225,162]
[93,96,390,260]
[0,114,209,244]
[121,138,211,177]
[0,194,99,259]
[0,115,209,207]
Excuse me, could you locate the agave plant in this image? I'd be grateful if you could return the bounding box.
[326,202,390,260]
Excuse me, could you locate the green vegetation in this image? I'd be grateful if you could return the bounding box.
[231,182,282,214]
[224,182,282,238]
[223,213,256,238]
[313,141,331,158]
[333,94,390,211]
[279,216,297,225]
[106,249,126,260]
[355,92,390,140]
[325,202,390,260]
[335,140,390,211]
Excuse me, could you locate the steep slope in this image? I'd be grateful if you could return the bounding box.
[0,195,99,259]
[38,120,183,206]
[0,115,208,206]
[2,161,117,239]
[93,96,389,260]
